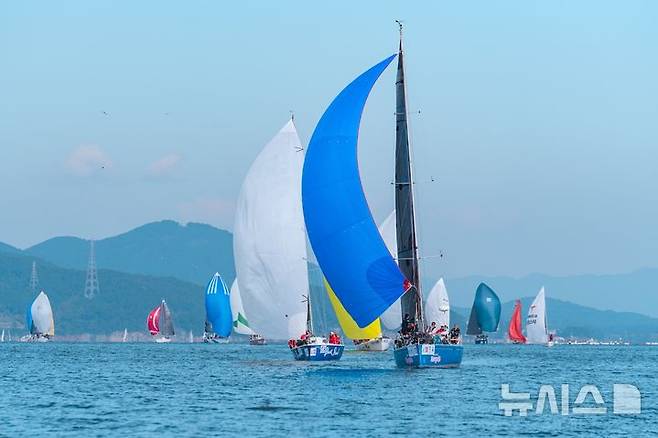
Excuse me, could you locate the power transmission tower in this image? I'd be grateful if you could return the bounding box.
[29,261,39,294]
[84,240,100,299]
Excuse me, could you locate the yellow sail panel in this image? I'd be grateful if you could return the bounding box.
[325,279,381,340]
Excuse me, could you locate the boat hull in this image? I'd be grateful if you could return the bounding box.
[155,336,172,343]
[394,343,463,368]
[249,338,266,345]
[20,335,50,343]
[355,337,392,352]
[291,343,344,361]
[203,337,229,344]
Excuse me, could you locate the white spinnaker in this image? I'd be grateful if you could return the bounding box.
[230,280,256,335]
[526,287,548,344]
[425,278,450,328]
[378,210,402,331]
[31,291,54,336]
[233,120,308,340]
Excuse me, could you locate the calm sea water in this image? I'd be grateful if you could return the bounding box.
[1,343,655,437]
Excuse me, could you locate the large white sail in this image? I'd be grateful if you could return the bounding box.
[31,291,54,336]
[425,278,450,329]
[230,280,256,335]
[233,120,308,340]
[379,210,402,330]
[526,287,548,344]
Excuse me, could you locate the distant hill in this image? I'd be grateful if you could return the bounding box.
[453,297,658,342]
[25,220,234,286]
[0,241,20,255]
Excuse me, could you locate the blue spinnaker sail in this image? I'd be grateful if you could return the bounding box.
[205,273,233,338]
[466,282,502,334]
[302,54,409,328]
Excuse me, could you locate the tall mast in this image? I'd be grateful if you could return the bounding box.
[304,294,314,334]
[394,22,424,330]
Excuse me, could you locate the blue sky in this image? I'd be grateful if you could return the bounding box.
[1,1,656,278]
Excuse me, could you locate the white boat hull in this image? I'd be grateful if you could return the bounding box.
[20,335,50,343]
[355,337,392,352]
[155,337,172,343]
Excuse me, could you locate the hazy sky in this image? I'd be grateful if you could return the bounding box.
[1,1,656,278]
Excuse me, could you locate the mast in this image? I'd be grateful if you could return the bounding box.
[304,294,314,334]
[394,22,424,330]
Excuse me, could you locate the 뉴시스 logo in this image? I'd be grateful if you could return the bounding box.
[499,384,641,416]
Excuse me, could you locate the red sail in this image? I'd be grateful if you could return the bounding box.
[508,300,526,343]
[147,305,161,336]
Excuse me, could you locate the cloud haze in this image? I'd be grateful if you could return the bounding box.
[65,145,113,177]
[146,153,183,179]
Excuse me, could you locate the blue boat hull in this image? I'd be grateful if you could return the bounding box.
[393,343,463,368]
[291,344,344,361]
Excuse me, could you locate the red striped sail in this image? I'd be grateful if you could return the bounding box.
[147,305,161,336]
[508,300,526,343]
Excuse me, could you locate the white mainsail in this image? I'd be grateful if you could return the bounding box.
[1,330,4,342]
[379,210,402,330]
[425,278,450,329]
[526,287,548,344]
[233,120,308,340]
[122,328,128,342]
[30,291,55,337]
[229,280,256,335]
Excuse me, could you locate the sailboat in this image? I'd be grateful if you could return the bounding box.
[22,291,55,342]
[526,287,553,346]
[425,278,451,339]
[189,331,194,343]
[230,280,265,345]
[466,283,502,344]
[147,300,175,343]
[203,273,232,344]
[1,330,4,343]
[302,24,463,368]
[508,300,526,344]
[289,294,344,361]
[122,328,128,343]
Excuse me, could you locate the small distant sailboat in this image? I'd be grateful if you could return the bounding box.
[188,330,194,343]
[122,328,128,343]
[203,273,232,344]
[1,329,4,343]
[147,300,175,343]
[425,278,451,339]
[508,300,526,344]
[289,294,344,361]
[21,291,55,342]
[466,283,502,344]
[229,280,265,345]
[526,287,553,346]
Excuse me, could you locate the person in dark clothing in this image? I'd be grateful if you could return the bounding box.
[402,313,411,335]
[449,324,461,344]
